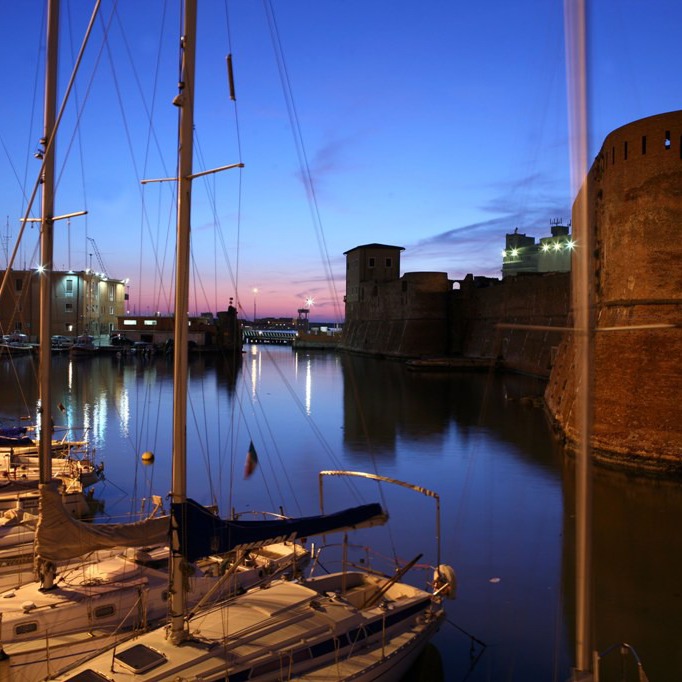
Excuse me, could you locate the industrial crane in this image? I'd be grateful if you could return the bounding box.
[87,236,108,276]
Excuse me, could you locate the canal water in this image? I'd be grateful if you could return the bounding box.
[1,346,680,680]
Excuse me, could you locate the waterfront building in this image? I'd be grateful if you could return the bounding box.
[0,268,127,340]
[115,305,241,352]
[501,220,573,278]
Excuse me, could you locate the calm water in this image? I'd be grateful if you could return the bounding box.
[1,346,680,681]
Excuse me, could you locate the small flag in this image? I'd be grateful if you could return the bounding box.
[244,440,259,479]
[57,402,66,414]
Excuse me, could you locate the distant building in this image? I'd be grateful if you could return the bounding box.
[116,314,209,346]
[343,243,404,309]
[341,243,452,357]
[0,268,127,340]
[116,305,241,352]
[501,220,573,278]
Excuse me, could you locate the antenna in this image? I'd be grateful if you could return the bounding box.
[2,217,9,268]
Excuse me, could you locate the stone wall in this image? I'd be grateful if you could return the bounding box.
[339,272,451,358]
[455,272,571,378]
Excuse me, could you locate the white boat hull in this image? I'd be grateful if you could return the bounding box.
[48,571,444,682]
[0,542,308,681]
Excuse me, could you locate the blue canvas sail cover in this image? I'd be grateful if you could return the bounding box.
[0,426,33,447]
[172,499,387,562]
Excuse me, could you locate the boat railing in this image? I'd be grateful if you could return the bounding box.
[593,642,649,682]
[318,470,443,570]
[306,539,434,581]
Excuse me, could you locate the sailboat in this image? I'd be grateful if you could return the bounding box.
[0,423,100,518]
[0,3,317,679]
[49,2,455,681]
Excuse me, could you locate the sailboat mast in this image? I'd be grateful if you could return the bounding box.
[564,0,593,676]
[36,0,59,592]
[169,0,197,643]
[39,0,59,488]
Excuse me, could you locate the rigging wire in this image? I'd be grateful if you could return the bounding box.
[251,0,400,559]
[95,1,167,513]
[103,2,177,316]
[261,0,344,324]
[63,1,91,272]
[0,1,101,313]
[215,0,246,515]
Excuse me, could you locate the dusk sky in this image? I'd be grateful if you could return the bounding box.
[1,1,680,321]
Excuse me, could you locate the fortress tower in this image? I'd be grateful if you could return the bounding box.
[545,111,682,472]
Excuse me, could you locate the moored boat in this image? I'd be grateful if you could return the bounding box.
[0,333,34,356]
[69,334,97,356]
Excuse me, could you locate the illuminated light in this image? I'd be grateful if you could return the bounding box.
[36,265,45,274]
[541,243,550,252]
[305,297,314,308]
[566,240,575,250]
[501,250,507,258]
[510,248,519,257]
[553,242,561,252]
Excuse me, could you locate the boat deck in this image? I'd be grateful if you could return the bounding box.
[53,575,441,681]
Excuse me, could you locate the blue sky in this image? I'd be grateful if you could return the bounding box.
[1,1,680,321]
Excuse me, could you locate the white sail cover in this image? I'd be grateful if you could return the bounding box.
[35,483,169,561]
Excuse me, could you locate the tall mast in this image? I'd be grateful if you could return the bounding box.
[37,0,60,590]
[564,0,593,677]
[169,0,197,643]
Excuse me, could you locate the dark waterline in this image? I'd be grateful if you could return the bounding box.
[1,347,680,680]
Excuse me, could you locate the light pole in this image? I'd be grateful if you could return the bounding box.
[252,287,258,324]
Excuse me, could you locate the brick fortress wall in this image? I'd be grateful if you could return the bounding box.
[545,111,682,472]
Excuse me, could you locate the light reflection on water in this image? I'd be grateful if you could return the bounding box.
[0,347,680,680]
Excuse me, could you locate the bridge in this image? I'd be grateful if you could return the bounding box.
[242,329,298,345]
